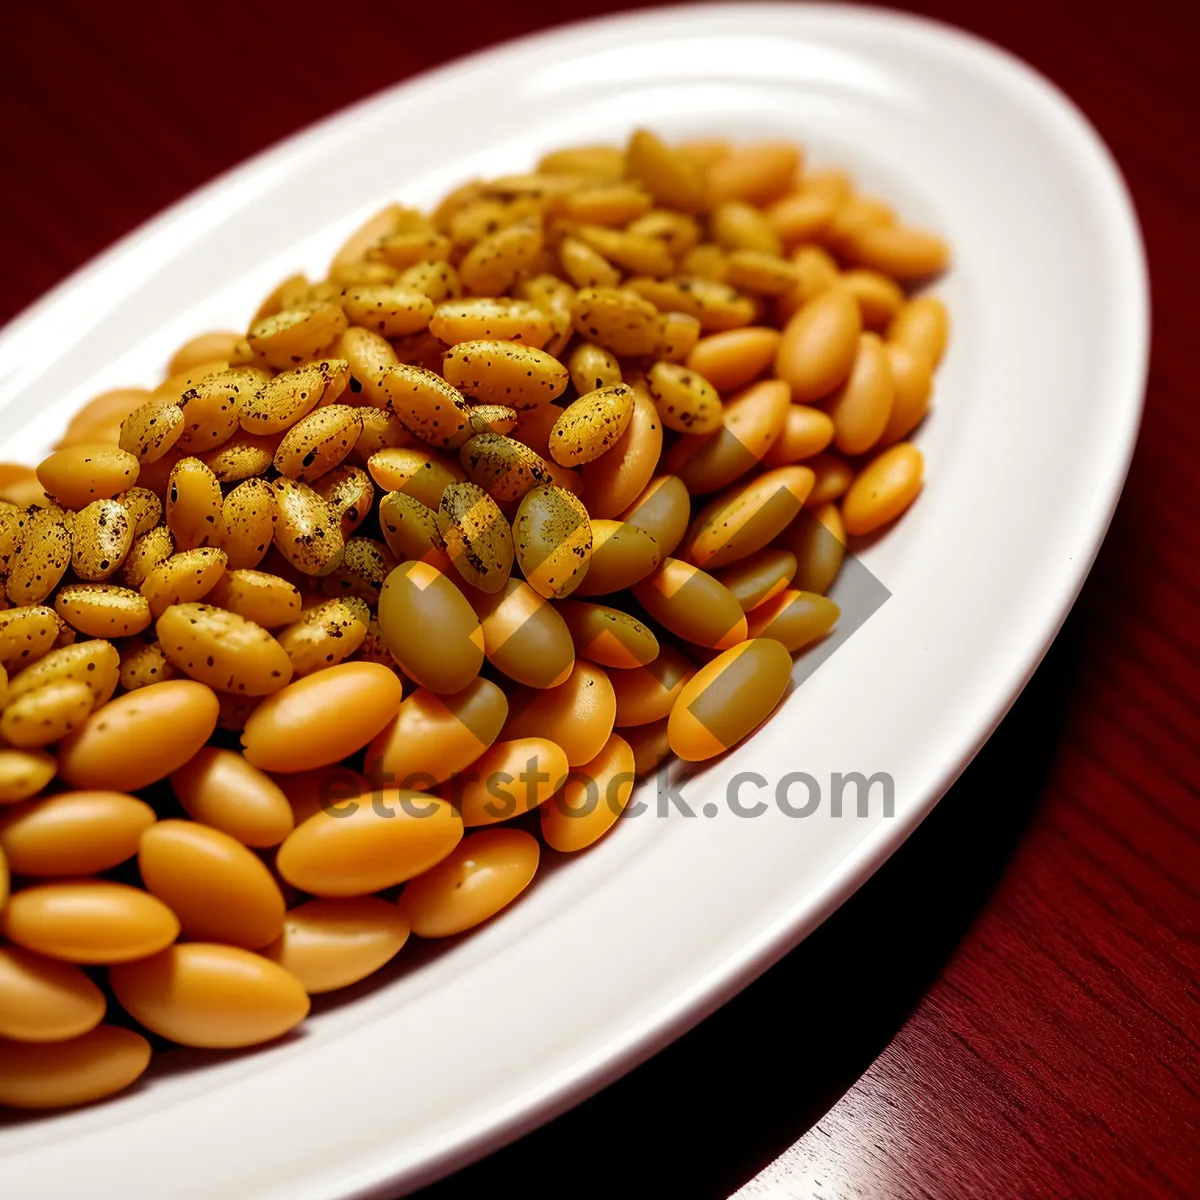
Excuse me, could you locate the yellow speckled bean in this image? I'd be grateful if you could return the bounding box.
[272,479,345,576]
[580,384,663,519]
[378,491,451,571]
[36,445,139,511]
[140,546,228,618]
[320,537,398,605]
[119,399,185,462]
[513,484,592,600]
[55,584,151,638]
[70,499,133,581]
[157,602,293,695]
[6,505,72,605]
[117,639,176,691]
[437,482,513,594]
[428,298,553,348]
[7,640,119,707]
[550,383,635,466]
[0,679,93,747]
[220,478,277,570]
[119,524,174,588]
[559,234,621,289]
[625,129,707,214]
[646,362,723,435]
[458,433,551,505]
[276,597,369,676]
[0,606,63,671]
[248,302,348,368]
[273,404,363,480]
[0,748,57,805]
[442,340,568,410]
[570,287,660,356]
[165,457,222,550]
[376,365,472,448]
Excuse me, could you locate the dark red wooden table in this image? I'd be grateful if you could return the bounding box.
[3,3,1197,1196]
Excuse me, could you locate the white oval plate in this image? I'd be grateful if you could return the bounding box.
[0,5,1146,1197]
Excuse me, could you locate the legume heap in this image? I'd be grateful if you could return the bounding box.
[0,131,949,1109]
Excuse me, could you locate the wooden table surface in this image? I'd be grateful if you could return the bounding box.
[2,3,1196,1196]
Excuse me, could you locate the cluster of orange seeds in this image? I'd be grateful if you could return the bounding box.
[0,130,948,1110]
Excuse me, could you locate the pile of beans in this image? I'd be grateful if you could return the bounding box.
[0,131,948,1110]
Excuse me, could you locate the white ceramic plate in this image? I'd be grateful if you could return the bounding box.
[0,5,1146,1196]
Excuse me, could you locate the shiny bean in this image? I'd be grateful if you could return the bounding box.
[558,600,660,668]
[617,474,690,559]
[171,747,293,847]
[608,645,694,727]
[745,588,840,650]
[110,943,309,1049]
[398,828,539,936]
[715,547,798,611]
[445,737,568,827]
[842,443,924,535]
[263,897,411,993]
[241,662,404,772]
[513,485,592,600]
[0,1026,151,1108]
[459,576,575,689]
[828,332,895,456]
[774,286,862,403]
[36,446,139,511]
[632,558,747,650]
[685,326,781,393]
[579,385,663,519]
[760,404,835,467]
[0,791,154,876]
[887,295,949,367]
[2,880,179,964]
[540,732,635,853]
[669,638,793,761]
[59,680,219,791]
[0,945,106,1043]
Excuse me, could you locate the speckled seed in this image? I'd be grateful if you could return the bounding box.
[166,458,222,550]
[467,405,519,437]
[0,749,57,805]
[247,302,349,368]
[711,201,782,255]
[6,506,72,605]
[549,384,635,467]
[377,562,484,694]
[118,639,176,691]
[335,328,398,407]
[0,607,63,671]
[632,558,747,650]
[276,597,370,677]
[273,405,363,481]
[119,399,185,462]
[174,368,265,452]
[311,465,374,539]
[200,431,279,482]
[625,276,755,332]
[558,601,659,669]
[435,482,514,594]
[377,365,473,448]
[579,385,664,519]
[567,343,622,396]
[7,640,119,707]
[119,525,174,589]
[683,466,815,569]
[441,340,569,410]
[646,362,723,434]
[574,520,661,596]
[54,584,151,638]
[573,225,675,277]
[70,500,133,581]
[320,538,398,604]
[0,679,93,747]
[570,287,661,356]
[668,638,793,762]
[220,479,277,570]
[369,231,452,273]
[272,479,346,577]
[458,220,543,295]
[205,570,301,629]
[395,259,461,304]
[240,360,348,435]
[139,547,228,618]
[36,446,139,510]
[724,249,799,295]
[428,299,554,348]
[115,487,162,537]
[157,602,293,695]
[339,286,433,338]
[559,234,620,289]
[0,501,22,576]
[352,408,415,463]
[458,433,551,505]
[377,491,450,570]
[665,379,791,494]
[514,485,592,600]
[618,474,691,559]
[366,448,462,512]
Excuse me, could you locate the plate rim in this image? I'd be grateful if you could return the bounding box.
[0,5,1148,1196]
